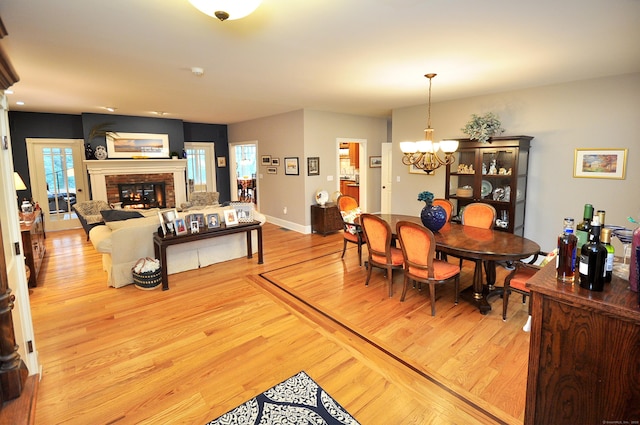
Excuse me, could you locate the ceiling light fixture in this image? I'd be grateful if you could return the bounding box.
[188,0,262,21]
[104,107,116,112]
[400,73,459,174]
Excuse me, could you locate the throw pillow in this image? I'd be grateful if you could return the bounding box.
[100,209,144,222]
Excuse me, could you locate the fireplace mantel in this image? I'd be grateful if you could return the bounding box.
[85,159,187,207]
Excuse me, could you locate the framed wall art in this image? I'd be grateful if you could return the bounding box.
[369,156,382,168]
[261,155,272,166]
[284,157,299,175]
[217,156,227,167]
[271,157,280,166]
[307,157,320,176]
[573,148,627,179]
[267,167,277,174]
[106,132,169,159]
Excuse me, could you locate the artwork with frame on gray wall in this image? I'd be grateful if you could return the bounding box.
[307,157,320,176]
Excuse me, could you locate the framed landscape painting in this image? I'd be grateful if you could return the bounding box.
[106,132,169,158]
[284,157,299,175]
[573,148,627,179]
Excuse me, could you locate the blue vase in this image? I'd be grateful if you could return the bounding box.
[421,204,447,232]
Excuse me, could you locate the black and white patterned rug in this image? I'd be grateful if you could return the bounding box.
[207,371,360,425]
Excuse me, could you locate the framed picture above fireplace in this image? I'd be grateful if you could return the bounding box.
[106,133,170,159]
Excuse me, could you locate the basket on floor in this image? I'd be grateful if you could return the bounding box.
[132,269,162,290]
[132,257,162,290]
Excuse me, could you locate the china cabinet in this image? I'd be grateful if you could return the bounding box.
[445,136,533,235]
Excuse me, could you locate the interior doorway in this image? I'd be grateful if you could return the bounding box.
[26,138,88,231]
[229,141,258,205]
[336,138,367,211]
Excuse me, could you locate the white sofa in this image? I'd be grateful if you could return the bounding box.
[89,206,266,288]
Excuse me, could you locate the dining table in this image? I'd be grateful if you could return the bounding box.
[375,214,541,314]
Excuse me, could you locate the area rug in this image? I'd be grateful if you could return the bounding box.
[207,371,360,425]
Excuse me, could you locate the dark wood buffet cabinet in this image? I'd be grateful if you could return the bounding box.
[311,203,343,236]
[525,262,640,425]
[20,210,46,288]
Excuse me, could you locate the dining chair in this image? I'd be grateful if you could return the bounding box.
[337,195,364,266]
[360,213,404,297]
[432,198,454,260]
[503,250,552,322]
[461,202,496,229]
[396,221,460,316]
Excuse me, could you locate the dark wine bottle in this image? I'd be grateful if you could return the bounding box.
[556,217,577,283]
[575,203,593,250]
[578,217,606,291]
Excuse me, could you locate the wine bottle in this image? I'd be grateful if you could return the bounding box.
[600,228,614,283]
[575,203,593,250]
[556,217,577,283]
[578,216,606,291]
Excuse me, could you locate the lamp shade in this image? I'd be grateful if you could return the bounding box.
[14,172,27,191]
[189,0,262,21]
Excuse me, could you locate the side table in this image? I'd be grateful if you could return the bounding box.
[20,210,45,288]
[311,203,343,236]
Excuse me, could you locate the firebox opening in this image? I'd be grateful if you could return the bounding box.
[118,182,166,209]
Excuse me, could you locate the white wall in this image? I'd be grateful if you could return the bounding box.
[229,109,387,232]
[392,73,640,253]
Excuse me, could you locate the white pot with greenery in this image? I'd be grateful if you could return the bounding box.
[461,112,504,143]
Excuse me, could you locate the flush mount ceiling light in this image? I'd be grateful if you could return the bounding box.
[189,0,263,21]
[400,73,459,174]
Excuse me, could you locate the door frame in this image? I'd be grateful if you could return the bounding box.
[228,140,258,205]
[26,138,88,231]
[336,138,367,211]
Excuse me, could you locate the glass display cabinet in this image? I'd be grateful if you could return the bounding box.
[445,136,533,235]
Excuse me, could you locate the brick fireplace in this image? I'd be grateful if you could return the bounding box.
[85,159,187,208]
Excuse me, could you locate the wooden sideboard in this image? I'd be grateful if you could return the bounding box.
[311,204,343,236]
[20,210,46,288]
[525,262,640,425]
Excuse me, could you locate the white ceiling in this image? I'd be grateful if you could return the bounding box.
[1,0,639,124]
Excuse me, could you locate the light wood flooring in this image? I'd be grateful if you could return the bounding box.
[28,223,531,424]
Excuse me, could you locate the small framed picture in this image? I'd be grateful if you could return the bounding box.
[267,167,277,174]
[231,202,254,222]
[217,156,227,167]
[573,148,627,179]
[271,157,280,166]
[307,157,320,176]
[261,155,272,166]
[174,218,188,235]
[369,156,382,168]
[225,209,239,226]
[158,208,179,236]
[192,213,205,228]
[207,213,220,229]
[284,157,299,175]
[190,220,199,233]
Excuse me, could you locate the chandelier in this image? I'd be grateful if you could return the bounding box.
[189,0,263,21]
[400,74,459,174]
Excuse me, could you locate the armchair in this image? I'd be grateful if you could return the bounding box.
[180,191,220,211]
[73,200,110,240]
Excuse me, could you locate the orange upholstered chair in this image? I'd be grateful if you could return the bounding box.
[461,202,496,229]
[396,221,460,316]
[502,251,550,321]
[432,198,454,222]
[360,214,404,297]
[337,195,364,266]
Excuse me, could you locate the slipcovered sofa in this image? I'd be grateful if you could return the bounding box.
[89,205,266,288]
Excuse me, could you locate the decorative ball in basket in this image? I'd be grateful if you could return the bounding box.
[132,257,162,290]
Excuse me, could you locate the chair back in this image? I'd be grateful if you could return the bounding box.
[461,203,496,229]
[433,198,454,222]
[396,221,436,277]
[337,195,359,214]
[360,214,394,264]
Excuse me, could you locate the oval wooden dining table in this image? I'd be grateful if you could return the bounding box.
[375,214,541,314]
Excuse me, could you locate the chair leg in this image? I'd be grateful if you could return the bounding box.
[365,262,373,286]
[357,241,362,266]
[454,276,459,305]
[400,275,410,301]
[428,283,436,316]
[387,267,394,297]
[503,285,510,321]
[341,239,348,259]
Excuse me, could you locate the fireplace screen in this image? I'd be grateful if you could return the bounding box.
[118,182,166,209]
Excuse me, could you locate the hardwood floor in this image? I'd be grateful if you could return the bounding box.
[29,223,530,424]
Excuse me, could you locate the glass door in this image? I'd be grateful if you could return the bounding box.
[26,138,88,231]
[184,142,216,198]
